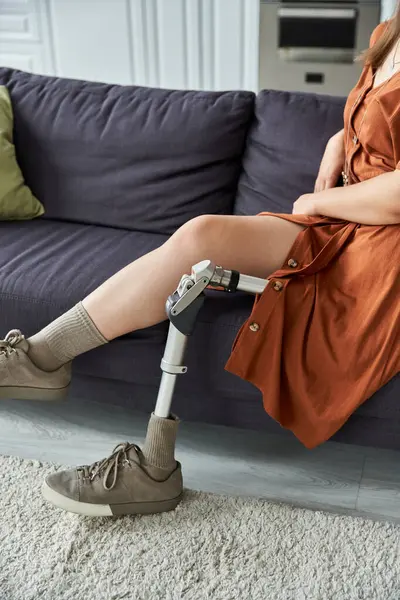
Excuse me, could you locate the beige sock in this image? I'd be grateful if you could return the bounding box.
[141,412,180,480]
[27,302,108,371]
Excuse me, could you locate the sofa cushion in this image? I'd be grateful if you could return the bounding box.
[0,219,168,331]
[0,68,255,235]
[0,86,44,220]
[234,90,345,216]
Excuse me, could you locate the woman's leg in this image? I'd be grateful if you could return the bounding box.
[83,214,304,340]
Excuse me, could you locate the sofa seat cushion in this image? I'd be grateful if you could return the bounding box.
[0,219,168,323]
[0,68,254,235]
[234,90,346,216]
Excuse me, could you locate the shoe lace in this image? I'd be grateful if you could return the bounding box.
[78,442,142,491]
[0,329,24,357]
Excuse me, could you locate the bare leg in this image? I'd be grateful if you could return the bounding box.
[83,214,304,340]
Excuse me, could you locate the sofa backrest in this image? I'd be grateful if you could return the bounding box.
[234,90,346,216]
[0,68,254,235]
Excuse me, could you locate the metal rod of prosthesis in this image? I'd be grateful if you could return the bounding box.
[154,324,189,418]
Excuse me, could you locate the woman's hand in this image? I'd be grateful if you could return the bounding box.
[294,170,400,225]
[292,193,318,216]
[314,129,345,192]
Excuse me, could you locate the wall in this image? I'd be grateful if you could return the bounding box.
[381,0,397,21]
[0,0,260,91]
[0,0,55,74]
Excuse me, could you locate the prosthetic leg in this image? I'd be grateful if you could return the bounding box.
[154,260,269,418]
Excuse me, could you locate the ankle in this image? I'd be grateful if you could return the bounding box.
[141,412,179,477]
[27,302,107,371]
[27,334,65,372]
[141,458,177,482]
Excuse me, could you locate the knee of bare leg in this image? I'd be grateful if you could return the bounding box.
[174,215,220,259]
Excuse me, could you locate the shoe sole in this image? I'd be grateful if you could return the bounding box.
[41,481,183,517]
[0,385,69,401]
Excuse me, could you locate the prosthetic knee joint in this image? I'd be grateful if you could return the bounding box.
[154,260,269,418]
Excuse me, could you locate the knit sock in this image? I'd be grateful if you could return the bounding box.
[27,302,108,372]
[141,412,180,481]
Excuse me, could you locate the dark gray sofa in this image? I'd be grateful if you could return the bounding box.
[0,67,398,450]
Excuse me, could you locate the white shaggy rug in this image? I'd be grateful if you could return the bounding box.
[1,455,399,600]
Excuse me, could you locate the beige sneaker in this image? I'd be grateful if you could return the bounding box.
[42,442,183,517]
[0,329,71,400]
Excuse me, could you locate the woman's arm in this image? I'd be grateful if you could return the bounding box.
[293,170,400,225]
[314,129,345,192]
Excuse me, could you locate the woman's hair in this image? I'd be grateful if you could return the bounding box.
[361,14,400,68]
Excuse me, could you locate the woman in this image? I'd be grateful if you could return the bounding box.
[1,20,399,517]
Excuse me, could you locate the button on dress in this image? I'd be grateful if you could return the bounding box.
[224,23,400,448]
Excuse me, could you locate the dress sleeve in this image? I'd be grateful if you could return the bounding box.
[369,22,389,48]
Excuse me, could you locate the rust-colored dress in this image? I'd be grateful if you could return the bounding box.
[224,22,400,448]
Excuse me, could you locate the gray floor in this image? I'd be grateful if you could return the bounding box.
[0,397,399,524]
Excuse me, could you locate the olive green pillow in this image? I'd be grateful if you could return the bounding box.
[0,86,44,220]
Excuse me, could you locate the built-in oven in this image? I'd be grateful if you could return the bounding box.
[259,0,381,95]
